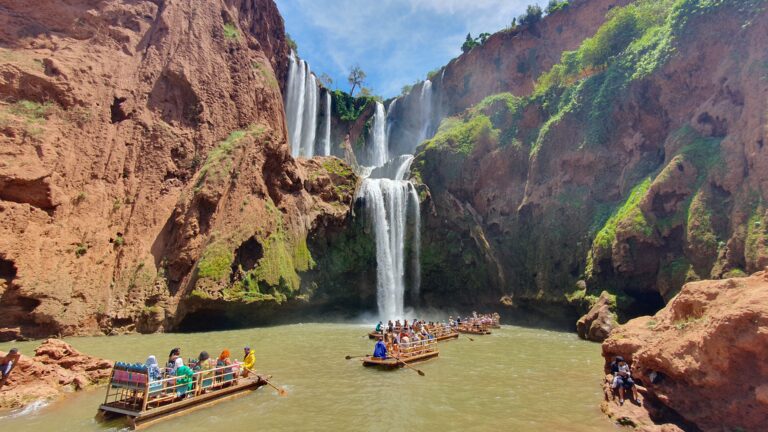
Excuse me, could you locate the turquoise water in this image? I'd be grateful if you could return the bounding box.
[0,324,616,431]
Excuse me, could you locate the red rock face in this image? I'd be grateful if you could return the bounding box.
[437,0,632,116]
[602,271,768,431]
[0,339,113,409]
[0,0,357,339]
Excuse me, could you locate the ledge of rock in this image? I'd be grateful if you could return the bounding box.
[601,270,768,431]
[0,339,113,409]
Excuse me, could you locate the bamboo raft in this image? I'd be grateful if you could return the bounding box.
[97,363,268,430]
[369,328,459,342]
[362,339,439,369]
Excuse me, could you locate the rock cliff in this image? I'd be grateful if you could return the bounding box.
[0,0,358,339]
[411,0,768,324]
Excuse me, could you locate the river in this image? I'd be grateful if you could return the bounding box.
[0,324,616,431]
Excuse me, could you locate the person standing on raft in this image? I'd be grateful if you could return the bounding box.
[242,346,256,377]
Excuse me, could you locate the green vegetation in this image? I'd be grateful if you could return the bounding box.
[673,316,703,330]
[518,4,543,26]
[423,114,497,156]
[331,90,377,122]
[196,125,265,189]
[587,178,652,272]
[252,61,279,89]
[461,33,492,53]
[745,204,767,269]
[223,23,239,40]
[197,241,235,281]
[75,243,88,258]
[546,0,570,14]
[113,234,125,247]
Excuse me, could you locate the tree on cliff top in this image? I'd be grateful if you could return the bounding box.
[347,65,367,96]
[519,4,543,26]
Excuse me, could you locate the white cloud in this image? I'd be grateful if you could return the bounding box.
[276,0,545,97]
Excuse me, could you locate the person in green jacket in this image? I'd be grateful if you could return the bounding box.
[175,364,195,397]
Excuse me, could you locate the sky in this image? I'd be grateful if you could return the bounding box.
[275,0,547,98]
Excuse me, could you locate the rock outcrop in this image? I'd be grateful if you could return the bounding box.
[0,0,358,339]
[576,291,616,342]
[602,270,768,431]
[0,339,113,409]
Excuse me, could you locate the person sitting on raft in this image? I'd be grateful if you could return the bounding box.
[145,355,162,381]
[175,363,195,397]
[166,347,183,375]
[611,356,640,405]
[375,321,383,333]
[373,338,387,359]
[242,346,255,377]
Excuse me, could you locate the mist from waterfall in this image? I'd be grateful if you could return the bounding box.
[285,51,325,158]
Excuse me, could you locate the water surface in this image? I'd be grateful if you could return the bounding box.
[0,324,616,431]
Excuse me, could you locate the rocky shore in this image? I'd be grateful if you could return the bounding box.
[601,270,768,431]
[0,339,112,409]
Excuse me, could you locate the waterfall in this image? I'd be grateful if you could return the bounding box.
[285,52,306,157]
[285,51,322,158]
[409,185,421,303]
[358,155,419,319]
[370,102,388,167]
[417,79,433,146]
[322,91,332,156]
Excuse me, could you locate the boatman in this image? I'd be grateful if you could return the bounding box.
[242,346,256,377]
[373,338,387,359]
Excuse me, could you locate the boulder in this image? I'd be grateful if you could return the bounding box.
[576,291,617,342]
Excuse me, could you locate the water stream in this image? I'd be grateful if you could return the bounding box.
[0,324,616,432]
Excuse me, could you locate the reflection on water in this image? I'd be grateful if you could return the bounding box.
[0,324,617,431]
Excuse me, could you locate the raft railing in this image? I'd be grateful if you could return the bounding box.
[102,362,243,413]
[395,338,438,358]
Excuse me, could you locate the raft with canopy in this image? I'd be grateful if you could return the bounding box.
[97,360,268,429]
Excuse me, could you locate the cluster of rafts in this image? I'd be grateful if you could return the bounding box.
[285,51,445,321]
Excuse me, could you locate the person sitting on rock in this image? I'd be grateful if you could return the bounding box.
[0,348,20,390]
[612,357,640,405]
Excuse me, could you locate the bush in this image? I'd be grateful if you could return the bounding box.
[75,243,88,258]
[286,33,298,53]
[518,5,543,26]
[223,23,239,40]
[546,0,570,15]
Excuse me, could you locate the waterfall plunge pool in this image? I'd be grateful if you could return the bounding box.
[0,324,618,431]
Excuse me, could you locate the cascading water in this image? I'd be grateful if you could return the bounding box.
[285,51,322,158]
[417,79,433,146]
[357,96,428,320]
[358,155,419,319]
[322,91,332,156]
[369,102,388,167]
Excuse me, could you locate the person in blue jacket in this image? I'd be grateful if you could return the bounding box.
[372,339,387,359]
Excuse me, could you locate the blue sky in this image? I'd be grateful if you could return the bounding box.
[275,0,547,98]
